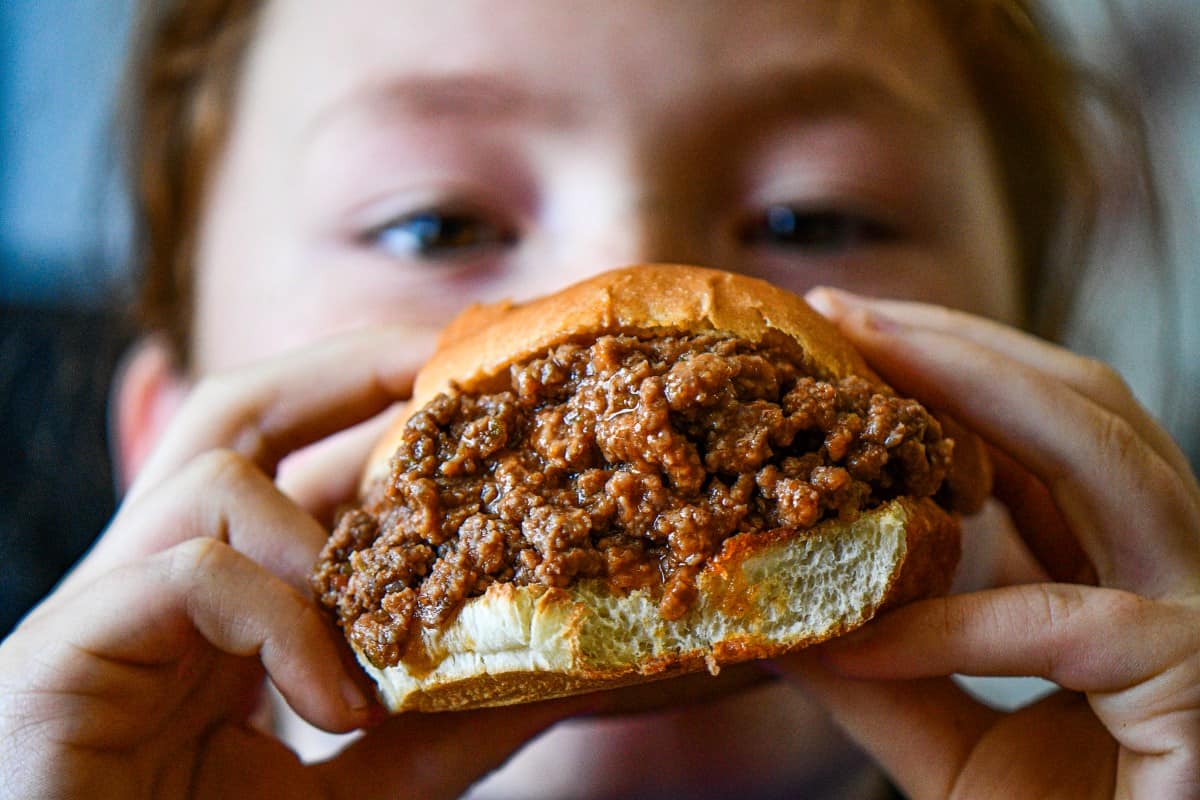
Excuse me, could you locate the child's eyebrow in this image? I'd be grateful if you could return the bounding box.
[303,73,576,141]
[728,62,944,131]
[301,59,946,154]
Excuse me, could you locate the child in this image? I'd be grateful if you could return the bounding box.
[2,1,1197,797]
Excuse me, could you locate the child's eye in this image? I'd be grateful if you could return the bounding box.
[740,205,898,254]
[365,208,517,260]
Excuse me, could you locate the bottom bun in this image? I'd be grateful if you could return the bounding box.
[362,496,959,712]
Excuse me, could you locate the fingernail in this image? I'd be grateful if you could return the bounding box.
[805,287,851,319]
[848,307,901,334]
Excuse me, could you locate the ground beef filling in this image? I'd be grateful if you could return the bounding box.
[312,333,952,668]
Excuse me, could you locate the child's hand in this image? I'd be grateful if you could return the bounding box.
[777,289,1200,799]
[0,329,575,799]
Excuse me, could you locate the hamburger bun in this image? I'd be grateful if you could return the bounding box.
[315,264,985,713]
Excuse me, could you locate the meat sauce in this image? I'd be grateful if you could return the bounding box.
[312,333,952,668]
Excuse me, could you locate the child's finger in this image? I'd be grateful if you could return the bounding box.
[988,444,1094,584]
[274,402,407,526]
[801,584,1200,794]
[128,327,437,505]
[815,585,1199,701]
[774,652,1000,800]
[777,652,1116,800]
[311,697,586,800]
[15,541,376,747]
[63,448,330,596]
[807,288,1196,487]
[807,296,1200,596]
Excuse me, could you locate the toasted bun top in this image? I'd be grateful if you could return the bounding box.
[427,264,879,397]
[366,265,886,482]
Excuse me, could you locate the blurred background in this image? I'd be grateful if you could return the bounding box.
[1,1,1197,637]
[1,0,136,635]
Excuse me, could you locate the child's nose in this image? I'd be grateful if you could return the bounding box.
[546,191,724,287]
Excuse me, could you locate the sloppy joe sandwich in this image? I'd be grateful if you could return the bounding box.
[311,265,987,712]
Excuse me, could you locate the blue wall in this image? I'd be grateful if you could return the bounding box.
[0,0,135,306]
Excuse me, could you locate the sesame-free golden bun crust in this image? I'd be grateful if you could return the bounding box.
[348,264,971,712]
[365,264,884,484]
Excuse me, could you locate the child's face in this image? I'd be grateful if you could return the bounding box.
[192,0,1020,372]
[176,3,1027,783]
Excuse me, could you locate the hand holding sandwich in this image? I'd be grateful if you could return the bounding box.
[0,272,1196,799]
[0,330,585,800]
[778,288,1200,799]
